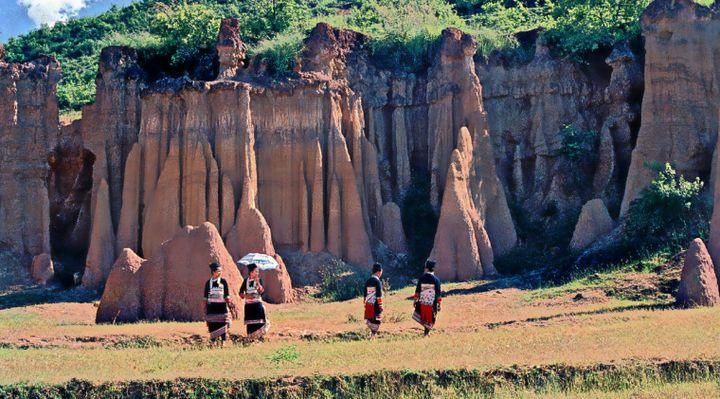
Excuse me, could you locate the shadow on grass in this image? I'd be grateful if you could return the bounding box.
[443,272,542,297]
[0,285,96,310]
[485,302,675,330]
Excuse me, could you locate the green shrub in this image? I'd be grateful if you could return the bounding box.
[151,2,222,66]
[463,0,651,59]
[543,0,651,58]
[56,54,98,111]
[624,162,707,250]
[250,31,305,78]
[243,0,311,43]
[316,261,366,302]
[469,0,552,36]
[559,124,598,161]
[346,0,476,71]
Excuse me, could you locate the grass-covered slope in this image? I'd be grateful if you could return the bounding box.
[3,0,660,114]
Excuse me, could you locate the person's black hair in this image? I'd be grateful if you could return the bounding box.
[247,263,258,273]
[372,262,383,273]
[209,262,221,272]
[425,260,436,272]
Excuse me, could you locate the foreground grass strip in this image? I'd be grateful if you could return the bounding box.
[1,359,720,399]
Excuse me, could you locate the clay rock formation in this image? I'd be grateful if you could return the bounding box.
[216,18,247,79]
[141,137,182,259]
[677,238,720,308]
[97,223,251,322]
[430,128,496,281]
[622,0,720,215]
[116,143,141,253]
[569,199,615,251]
[227,204,294,304]
[82,179,116,290]
[30,253,54,285]
[143,223,243,321]
[380,202,407,254]
[96,248,145,323]
[0,56,60,272]
[428,28,517,256]
[479,35,641,223]
[9,19,678,289]
[80,46,145,229]
[709,129,720,266]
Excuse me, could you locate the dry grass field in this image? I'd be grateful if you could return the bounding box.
[1,268,719,397]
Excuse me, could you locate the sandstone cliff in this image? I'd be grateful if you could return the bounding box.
[13,1,720,287]
[0,56,60,283]
[622,0,720,215]
[63,21,519,286]
[479,36,642,227]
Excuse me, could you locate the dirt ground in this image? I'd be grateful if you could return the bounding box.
[0,269,674,349]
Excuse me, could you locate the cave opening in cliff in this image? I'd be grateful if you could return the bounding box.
[401,170,438,268]
[48,145,96,286]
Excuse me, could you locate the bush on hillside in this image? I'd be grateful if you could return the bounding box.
[250,32,305,78]
[4,0,659,111]
[624,162,707,251]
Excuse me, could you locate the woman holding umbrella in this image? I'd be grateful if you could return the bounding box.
[239,263,269,341]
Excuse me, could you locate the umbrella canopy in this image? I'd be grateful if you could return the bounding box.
[237,253,279,271]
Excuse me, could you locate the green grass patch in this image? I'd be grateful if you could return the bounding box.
[268,345,301,366]
[522,249,675,303]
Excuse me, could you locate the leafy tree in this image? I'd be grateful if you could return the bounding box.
[151,2,222,66]
[544,0,651,57]
[243,0,311,42]
[348,0,470,71]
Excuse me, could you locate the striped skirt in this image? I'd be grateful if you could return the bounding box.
[206,312,231,340]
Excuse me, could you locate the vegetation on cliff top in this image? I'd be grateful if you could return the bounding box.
[3,0,660,113]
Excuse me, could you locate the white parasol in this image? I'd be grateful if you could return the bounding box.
[237,253,279,271]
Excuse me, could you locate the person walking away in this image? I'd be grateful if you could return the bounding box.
[239,263,269,341]
[364,263,384,336]
[204,262,231,346]
[412,260,442,336]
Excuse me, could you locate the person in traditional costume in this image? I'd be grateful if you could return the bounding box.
[239,263,269,341]
[412,260,442,336]
[364,263,384,336]
[203,262,231,346]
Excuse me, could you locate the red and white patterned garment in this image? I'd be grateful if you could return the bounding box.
[364,275,383,333]
[412,272,442,330]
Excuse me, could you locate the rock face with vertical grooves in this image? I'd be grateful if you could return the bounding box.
[381,202,407,254]
[431,128,496,281]
[116,143,141,254]
[0,56,60,280]
[82,179,116,290]
[622,0,720,215]
[20,2,720,289]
